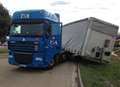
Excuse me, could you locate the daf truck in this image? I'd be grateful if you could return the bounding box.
[8,10,119,68]
[8,10,62,68]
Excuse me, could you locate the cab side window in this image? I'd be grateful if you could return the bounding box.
[52,23,61,35]
[45,24,52,36]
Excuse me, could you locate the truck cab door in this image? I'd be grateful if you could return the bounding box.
[45,22,61,61]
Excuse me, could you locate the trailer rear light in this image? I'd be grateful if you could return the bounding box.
[104,52,111,56]
[96,52,100,57]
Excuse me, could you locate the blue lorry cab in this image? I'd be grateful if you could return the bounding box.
[8,10,62,68]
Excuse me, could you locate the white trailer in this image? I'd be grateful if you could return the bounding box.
[62,17,119,62]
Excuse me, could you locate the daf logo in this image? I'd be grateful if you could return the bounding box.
[22,38,26,41]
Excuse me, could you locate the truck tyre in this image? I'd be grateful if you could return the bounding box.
[54,54,60,65]
[47,59,55,69]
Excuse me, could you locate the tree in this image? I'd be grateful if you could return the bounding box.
[0,3,11,43]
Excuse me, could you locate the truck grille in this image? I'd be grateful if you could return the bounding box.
[15,52,32,64]
[8,41,34,52]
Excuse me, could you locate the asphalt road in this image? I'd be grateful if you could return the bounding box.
[0,55,78,87]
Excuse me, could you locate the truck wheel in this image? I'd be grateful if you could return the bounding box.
[47,59,55,69]
[54,54,60,65]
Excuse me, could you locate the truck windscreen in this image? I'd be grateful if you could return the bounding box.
[10,23,51,36]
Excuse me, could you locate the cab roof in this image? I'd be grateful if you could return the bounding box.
[12,10,60,23]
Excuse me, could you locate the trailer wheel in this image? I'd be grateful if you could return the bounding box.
[61,53,67,61]
[58,53,67,62]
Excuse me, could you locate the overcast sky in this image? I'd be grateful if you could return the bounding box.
[0,0,120,31]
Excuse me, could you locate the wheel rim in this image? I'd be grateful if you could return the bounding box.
[49,59,54,67]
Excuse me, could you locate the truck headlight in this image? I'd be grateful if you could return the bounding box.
[9,55,13,58]
[6,36,10,41]
[35,57,43,61]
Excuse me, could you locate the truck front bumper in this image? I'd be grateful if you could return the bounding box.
[8,52,49,68]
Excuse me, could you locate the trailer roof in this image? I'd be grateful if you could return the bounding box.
[64,17,119,29]
[64,18,88,27]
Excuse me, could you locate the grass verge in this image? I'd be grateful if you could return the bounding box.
[0,48,8,53]
[79,55,120,87]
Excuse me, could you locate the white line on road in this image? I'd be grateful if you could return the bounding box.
[72,63,77,87]
[77,64,84,87]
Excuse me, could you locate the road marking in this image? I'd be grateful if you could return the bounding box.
[77,64,84,87]
[72,64,77,87]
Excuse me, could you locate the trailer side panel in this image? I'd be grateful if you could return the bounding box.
[62,20,89,54]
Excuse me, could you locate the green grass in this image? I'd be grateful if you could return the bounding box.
[0,48,8,53]
[79,56,120,87]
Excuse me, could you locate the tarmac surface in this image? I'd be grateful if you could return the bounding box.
[0,55,78,87]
